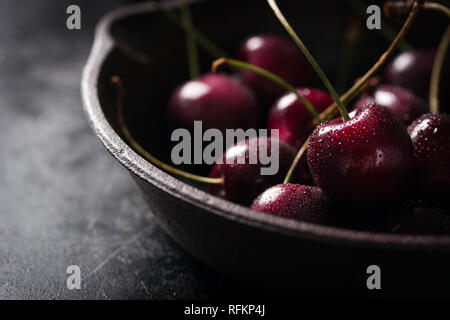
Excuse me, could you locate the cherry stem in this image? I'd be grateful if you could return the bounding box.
[311,79,369,127]
[180,2,199,79]
[283,136,310,184]
[161,6,229,59]
[311,0,423,126]
[111,75,223,186]
[287,1,423,182]
[430,25,450,114]
[266,0,350,122]
[386,0,449,17]
[347,0,413,52]
[212,58,322,122]
[423,2,450,17]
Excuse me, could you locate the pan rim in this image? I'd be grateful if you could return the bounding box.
[81,0,450,250]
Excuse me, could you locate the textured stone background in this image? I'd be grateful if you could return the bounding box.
[0,0,250,299]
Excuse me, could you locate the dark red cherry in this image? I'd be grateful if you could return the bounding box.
[235,34,312,107]
[353,94,375,110]
[209,137,303,206]
[266,88,333,186]
[407,113,450,198]
[377,200,450,235]
[268,88,334,149]
[307,104,414,204]
[250,184,330,223]
[384,49,450,110]
[169,73,259,133]
[354,84,427,125]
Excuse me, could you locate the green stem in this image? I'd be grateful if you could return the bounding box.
[266,0,350,122]
[180,2,200,79]
[288,1,423,182]
[312,0,423,126]
[423,1,450,17]
[311,80,368,126]
[213,58,321,122]
[162,6,229,59]
[111,76,223,185]
[284,137,309,184]
[430,25,450,113]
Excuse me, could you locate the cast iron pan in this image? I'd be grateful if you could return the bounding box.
[82,0,450,298]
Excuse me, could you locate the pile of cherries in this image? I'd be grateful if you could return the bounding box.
[167,34,450,235]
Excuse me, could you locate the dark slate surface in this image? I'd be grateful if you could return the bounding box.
[0,0,248,300]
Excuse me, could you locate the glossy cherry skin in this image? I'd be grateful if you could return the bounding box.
[407,113,450,198]
[169,73,259,133]
[250,184,330,223]
[307,104,414,204]
[354,85,427,125]
[384,49,450,111]
[268,88,334,149]
[267,88,333,185]
[236,34,312,107]
[209,137,302,206]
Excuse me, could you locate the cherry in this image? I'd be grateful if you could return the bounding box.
[407,113,450,198]
[384,49,434,98]
[354,84,427,125]
[307,104,414,204]
[384,49,450,109]
[250,184,330,223]
[266,88,333,185]
[209,136,303,206]
[377,200,450,235]
[268,88,334,149]
[235,34,312,107]
[169,73,259,133]
[352,94,375,110]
